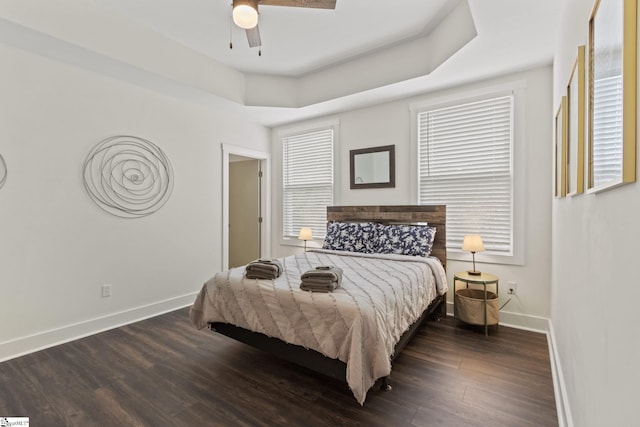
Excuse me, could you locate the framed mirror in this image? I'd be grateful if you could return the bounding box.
[350,145,395,189]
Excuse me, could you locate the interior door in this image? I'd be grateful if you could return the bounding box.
[228,158,261,268]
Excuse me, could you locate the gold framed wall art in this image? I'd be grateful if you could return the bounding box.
[567,45,586,195]
[588,0,637,191]
[555,96,568,198]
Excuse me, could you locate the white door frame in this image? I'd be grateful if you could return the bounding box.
[221,144,271,270]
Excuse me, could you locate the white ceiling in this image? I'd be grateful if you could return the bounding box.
[94,0,463,77]
[0,0,561,126]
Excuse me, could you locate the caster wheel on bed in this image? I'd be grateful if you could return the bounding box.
[380,378,392,391]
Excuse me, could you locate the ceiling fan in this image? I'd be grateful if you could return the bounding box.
[231,0,337,51]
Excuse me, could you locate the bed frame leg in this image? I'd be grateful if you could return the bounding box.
[380,376,392,391]
[432,294,445,322]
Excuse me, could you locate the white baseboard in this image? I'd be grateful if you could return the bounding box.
[547,321,574,427]
[445,301,549,332]
[0,292,197,363]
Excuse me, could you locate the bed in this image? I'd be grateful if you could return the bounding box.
[190,205,447,405]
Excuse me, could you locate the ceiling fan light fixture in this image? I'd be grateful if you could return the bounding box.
[233,0,259,29]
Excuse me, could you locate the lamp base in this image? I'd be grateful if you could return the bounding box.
[467,270,482,276]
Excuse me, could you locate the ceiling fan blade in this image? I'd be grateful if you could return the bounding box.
[246,25,262,48]
[259,0,336,9]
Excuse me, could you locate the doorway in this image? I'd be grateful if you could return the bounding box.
[221,144,270,270]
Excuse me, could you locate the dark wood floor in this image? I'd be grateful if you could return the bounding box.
[0,308,558,426]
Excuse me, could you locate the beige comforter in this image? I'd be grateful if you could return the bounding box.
[189,249,447,405]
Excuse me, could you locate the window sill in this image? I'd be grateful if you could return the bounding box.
[280,238,323,249]
[448,249,524,266]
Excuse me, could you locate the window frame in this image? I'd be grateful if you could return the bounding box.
[275,118,340,248]
[410,82,526,266]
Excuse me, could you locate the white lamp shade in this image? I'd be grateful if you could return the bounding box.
[233,0,258,29]
[298,227,313,241]
[462,234,485,252]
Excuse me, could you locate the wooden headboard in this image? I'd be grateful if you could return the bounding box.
[326,205,446,270]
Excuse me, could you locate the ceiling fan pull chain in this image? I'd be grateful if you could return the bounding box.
[229,5,234,49]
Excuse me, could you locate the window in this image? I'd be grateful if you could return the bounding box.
[282,127,334,241]
[417,94,514,256]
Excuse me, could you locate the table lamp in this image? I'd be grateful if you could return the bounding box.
[298,227,313,251]
[462,234,484,276]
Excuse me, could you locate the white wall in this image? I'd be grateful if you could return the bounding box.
[272,66,553,325]
[0,43,269,360]
[552,1,640,426]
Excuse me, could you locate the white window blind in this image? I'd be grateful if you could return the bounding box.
[418,95,514,254]
[591,74,623,188]
[282,128,334,240]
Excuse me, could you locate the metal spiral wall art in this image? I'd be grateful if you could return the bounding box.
[83,136,174,218]
[0,154,7,189]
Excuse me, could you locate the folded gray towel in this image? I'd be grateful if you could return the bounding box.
[245,258,283,280]
[301,265,343,282]
[300,280,340,292]
[300,266,343,292]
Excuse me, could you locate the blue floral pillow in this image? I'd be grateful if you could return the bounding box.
[374,224,436,257]
[322,222,378,253]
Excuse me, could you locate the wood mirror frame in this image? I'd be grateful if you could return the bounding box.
[349,145,395,189]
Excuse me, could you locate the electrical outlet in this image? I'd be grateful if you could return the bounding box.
[101,284,112,298]
[507,281,517,295]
